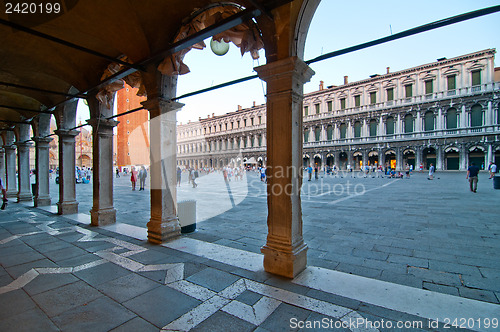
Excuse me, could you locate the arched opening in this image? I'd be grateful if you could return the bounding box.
[313,154,322,167]
[385,150,396,169]
[495,147,500,167]
[423,147,436,169]
[445,147,460,170]
[469,146,485,169]
[339,123,347,139]
[369,119,377,137]
[326,154,334,167]
[368,150,378,166]
[353,151,362,170]
[326,125,333,141]
[339,152,348,170]
[303,154,310,168]
[403,149,416,169]
[314,126,321,141]
[304,128,310,143]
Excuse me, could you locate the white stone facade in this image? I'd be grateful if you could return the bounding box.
[177,49,500,171]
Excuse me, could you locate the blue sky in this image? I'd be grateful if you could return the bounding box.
[77,0,500,124]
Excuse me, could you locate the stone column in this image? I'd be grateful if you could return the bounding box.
[88,118,118,226]
[347,149,353,168]
[395,147,403,171]
[143,97,183,244]
[255,57,314,278]
[362,150,368,168]
[415,146,422,169]
[334,151,340,168]
[16,142,33,202]
[3,145,17,197]
[436,145,444,171]
[32,137,53,206]
[0,149,4,185]
[378,149,384,166]
[487,144,493,163]
[459,144,469,171]
[55,129,79,215]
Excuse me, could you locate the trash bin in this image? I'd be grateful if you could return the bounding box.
[493,175,500,190]
[178,200,196,233]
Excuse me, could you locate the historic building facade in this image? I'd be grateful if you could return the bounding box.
[178,49,500,171]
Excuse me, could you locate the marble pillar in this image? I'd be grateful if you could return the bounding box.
[3,145,17,197]
[16,142,33,202]
[33,137,52,206]
[255,57,314,278]
[88,118,118,226]
[143,98,183,244]
[55,129,79,215]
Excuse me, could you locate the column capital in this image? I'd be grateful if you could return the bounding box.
[2,145,16,151]
[15,141,33,148]
[54,129,79,137]
[141,98,184,114]
[87,118,119,128]
[31,136,53,145]
[254,57,314,88]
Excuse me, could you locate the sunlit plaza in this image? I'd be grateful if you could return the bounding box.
[2,0,500,331]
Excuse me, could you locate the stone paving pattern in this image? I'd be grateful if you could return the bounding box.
[50,170,500,304]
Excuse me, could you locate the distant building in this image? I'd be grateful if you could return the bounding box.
[177,49,500,171]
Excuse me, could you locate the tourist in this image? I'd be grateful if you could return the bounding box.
[177,167,182,187]
[260,166,266,182]
[405,164,410,178]
[419,163,424,172]
[428,163,435,180]
[192,169,199,188]
[466,162,480,193]
[488,161,497,179]
[130,166,138,191]
[138,166,148,191]
[0,177,7,210]
[116,168,120,178]
[314,166,319,180]
[306,165,312,181]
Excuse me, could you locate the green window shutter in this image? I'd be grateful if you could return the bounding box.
[404,115,413,133]
[370,92,376,104]
[472,70,481,86]
[327,101,332,112]
[327,126,333,140]
[386,117,394,135]
[354,122,361,137]
[447,75,456,90]
[446,108,457,129]
[471,105,482,127]
[387,88,394,101]
[369,120,377,137]
[315,127,321,141]
[424,112,434,131]
[340,98,346,110]
[315,104,320,114]
[354,95,360,107]
[304,106,308,116]
[405,85,412,98]
[425,80,433,94]
[340,124,347,138]
[304,129,309,143]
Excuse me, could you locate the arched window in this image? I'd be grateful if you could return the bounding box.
[326,125,333,140]
[339,123,347,139]
[354,121,361,137]
[369,119,377,137]
[404,114,414,133]
[303,128,309,143]
[386,117,394,135]
[446,108,458,129]
[424,111,435,132]
[314,127,321,141]
[470,104,483,127]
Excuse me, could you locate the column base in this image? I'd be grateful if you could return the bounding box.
[261,242,308,278]
[147,216,181,244]
[57,201,78,215]
[90,207,116,226]
[17,192,33,202]
[6,190,17,198]
[34,196,51,207]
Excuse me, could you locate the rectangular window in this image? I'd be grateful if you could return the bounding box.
[471,70,481,86]
[370,92,376,105]
[237,121,240,128]
[315,104,320,114]
[354,95,360,107]
[405,85,413,98]
[447,75,456,90]
[251,118,254,126]
[327,101,333,112]
[387,88,394,101]
[231,122,234,129]
[258,116,262,124]
[340,98,346,110]
[225,123,228,130]
[243,119,247,127]
[425,80,433,94]
[219,124,222,131]
[304,106,309,116]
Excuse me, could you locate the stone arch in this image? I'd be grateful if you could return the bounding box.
[444,145,460,170]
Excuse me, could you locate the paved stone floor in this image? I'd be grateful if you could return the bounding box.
[0,170,499,331]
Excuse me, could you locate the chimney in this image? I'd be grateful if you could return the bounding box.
[344,76,348,85]
[319,80,324,90]
[238,105,242,111]
[207,114,210,118]
[199,117,202,121]
[212,113,215,117]
[386,67,390,74]
[253,101,256,107]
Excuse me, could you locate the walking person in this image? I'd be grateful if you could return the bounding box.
[306,165,312,181]
[0,177,7,210]
[177,167,182,187]
[467,162,480,193]
[116,168,120,178]
[192,169,198,188]
[138,166,148,191]
[130,166,138,191]
[488,161,497,179]
[428,163,435,180]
